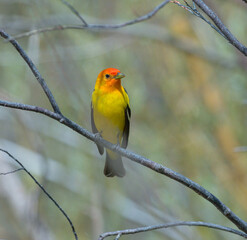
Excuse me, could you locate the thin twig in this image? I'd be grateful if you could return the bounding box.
[1,29,247,234]
[60,0,88,26]
[10,0,247,58]
[0,149,78,240]
[98,221,247,240]
[115,233,122,240]
[1,99,247,235]
[0,100,61,120]
[171,0,196,13]
[193,0,247,56]
[0,167,23,175]
[0,30,61,114]
[12,25,85,40]
[171,0,226,38]
[11,0,170,40]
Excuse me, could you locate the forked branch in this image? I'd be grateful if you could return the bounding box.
[11,0,170,40]
[0,149,78,240]
[0,31,61,114]
[98,221,247,240]
[193,0,247,56]
[1,29,247,236]
[11,0,247,57]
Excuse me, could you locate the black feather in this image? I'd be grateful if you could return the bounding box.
[122,104,131,149]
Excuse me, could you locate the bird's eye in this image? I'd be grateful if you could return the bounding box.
[105,74,110,79]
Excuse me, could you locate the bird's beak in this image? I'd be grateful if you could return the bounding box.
[114,72,125,79]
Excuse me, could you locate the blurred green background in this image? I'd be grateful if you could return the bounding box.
[1,0,247,239]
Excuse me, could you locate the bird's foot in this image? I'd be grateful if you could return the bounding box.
[94,132,102,141]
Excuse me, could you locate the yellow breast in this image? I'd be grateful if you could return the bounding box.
[92,87,128,144]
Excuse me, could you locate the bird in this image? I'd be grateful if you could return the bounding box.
[91,68,131,177]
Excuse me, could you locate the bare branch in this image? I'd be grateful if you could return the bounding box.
[0,168,23,176]
[0,99,61,121]
[98,221,247,240]
[171,1,226,38]
[11,0,247,58]
[115,233,122,240]
[60,0,88,26]
[193,0,247,56]
[1,99,247,235]
[1,29,247,234]
[0,148,78,240]
[0,30,61,114]
[12,25,84,40]
[12,0,170,39]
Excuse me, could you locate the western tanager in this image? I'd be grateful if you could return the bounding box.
[91,68,131,177]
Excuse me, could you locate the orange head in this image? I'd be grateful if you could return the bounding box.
[95,68,125,91]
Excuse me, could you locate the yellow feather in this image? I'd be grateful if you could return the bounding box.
[91,68,130,177]
[92,86,128,144]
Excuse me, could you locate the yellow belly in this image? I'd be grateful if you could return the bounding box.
[92,89,127,144]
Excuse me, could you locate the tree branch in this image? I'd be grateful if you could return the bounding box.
[0,167,23,176]
[60,0,88,26]
[0,149,78,240]
[0,99,61,121]
[10,0,247,58]
[11,0,170,40]
[171,0,226,38]
[98,221,247,240]
[1,26,247,234]
[193,0,247,56]
[0,30,61,114]
[11,25,85,40]
[1,87,247,235]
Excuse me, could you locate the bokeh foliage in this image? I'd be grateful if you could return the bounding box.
[1,0,247,239]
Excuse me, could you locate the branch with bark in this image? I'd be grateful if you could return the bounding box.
[10,0,247,57]
[10,0,170,40]
[98,221,247,240]
[2,146,247,240]
[193,0,247,56]
[1,28,247,239]
[0,167,23,175]
[1,0,247,238]
[0,148,78,240]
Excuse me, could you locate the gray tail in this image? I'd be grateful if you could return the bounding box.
[104,151,126,177]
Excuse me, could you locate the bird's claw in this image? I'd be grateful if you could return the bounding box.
[94,132,102,141]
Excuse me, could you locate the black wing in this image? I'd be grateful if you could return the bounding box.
[91,102,104,155]
[122,104,131,149]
